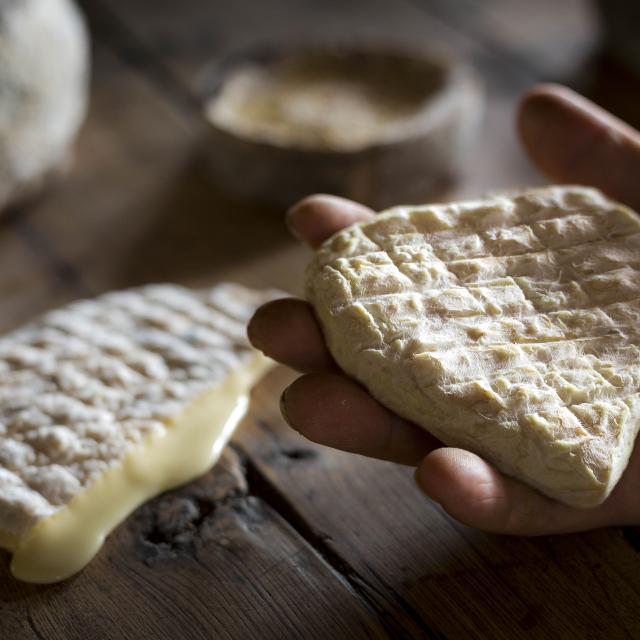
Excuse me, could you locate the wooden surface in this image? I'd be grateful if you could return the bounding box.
[2,1,640,638]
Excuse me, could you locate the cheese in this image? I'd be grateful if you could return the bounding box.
[10,353,269,584]
[0,0,89,208]
[207,56,429,151]
[0,283,276,582]
[306,186,640,508]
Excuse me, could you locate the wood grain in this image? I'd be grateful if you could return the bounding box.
[0,447,387,640]
[237,367,640,639]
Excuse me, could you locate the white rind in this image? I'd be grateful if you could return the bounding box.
[0,0,89,208]
[0,282,276,541]
[306,186,640,508]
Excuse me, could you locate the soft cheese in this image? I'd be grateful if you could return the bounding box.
[306,186,640,508]
[0,283,275,582]
[0,0,89,209]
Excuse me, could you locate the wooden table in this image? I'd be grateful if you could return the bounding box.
[2,1,640,638]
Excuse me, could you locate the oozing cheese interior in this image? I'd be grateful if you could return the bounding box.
[8,354,270,584]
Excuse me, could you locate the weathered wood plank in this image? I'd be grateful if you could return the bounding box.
[236,367,640,639]
[2,1,637,639]
[0,447,389,640]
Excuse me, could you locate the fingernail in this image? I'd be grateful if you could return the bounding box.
[280,385,293,426]
[246,314,264,352]
[247,300,280,353]
[285,203,302,239]
[413,467,441,506]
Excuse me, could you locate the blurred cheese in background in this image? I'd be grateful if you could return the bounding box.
[0,0,89,211]
[209,57,432,151]
[205,47,482,210]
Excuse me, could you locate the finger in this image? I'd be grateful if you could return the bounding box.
[247,298,334,373]
[287,194,375,249]
[416,448,619,535]
[518,84,640,210]
[281,372,438,466]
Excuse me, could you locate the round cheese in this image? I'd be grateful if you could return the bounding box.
[0,0,89,209]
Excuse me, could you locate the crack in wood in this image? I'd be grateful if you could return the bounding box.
[237,451,440,639]
[25,611,47,640]
[137,488,250,562]
[351,564,449,640]
[623,527,640,553]
[279,447,318,462]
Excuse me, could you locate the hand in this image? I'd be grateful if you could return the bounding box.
[248,84,640,535]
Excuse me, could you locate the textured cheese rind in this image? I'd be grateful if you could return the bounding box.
[0,283,276,542]
[306,186,640,508]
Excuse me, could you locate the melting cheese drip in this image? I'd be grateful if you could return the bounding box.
[8,354,271,584]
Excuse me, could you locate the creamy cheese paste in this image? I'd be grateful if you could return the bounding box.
[9,354,270,584]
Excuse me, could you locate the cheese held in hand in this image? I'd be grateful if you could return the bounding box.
[306,186,640,508]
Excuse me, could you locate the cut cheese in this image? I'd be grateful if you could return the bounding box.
[306,186,640,508]
[0,283,275,582]
[11,355,268,584]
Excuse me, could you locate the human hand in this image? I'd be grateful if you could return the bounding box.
[248,84,640,535]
